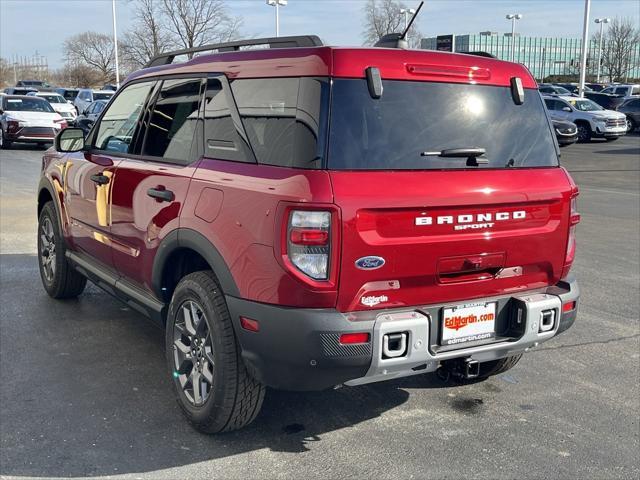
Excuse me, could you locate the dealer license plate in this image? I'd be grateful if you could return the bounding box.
[441,302,497,346]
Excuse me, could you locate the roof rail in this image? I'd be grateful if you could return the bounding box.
[145,35,324,68]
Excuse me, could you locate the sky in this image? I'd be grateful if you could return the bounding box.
[1,0,639,69]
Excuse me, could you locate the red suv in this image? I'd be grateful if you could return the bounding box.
[37,36,580,433]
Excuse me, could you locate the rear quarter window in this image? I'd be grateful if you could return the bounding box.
[230,77,329,169]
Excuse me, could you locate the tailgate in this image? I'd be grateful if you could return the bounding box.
[330,168,572,312]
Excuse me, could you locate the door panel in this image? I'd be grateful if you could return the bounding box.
[109,77,204,291]
[110,159,196,290]
[64,151,120,268]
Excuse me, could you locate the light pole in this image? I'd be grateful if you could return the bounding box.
[111,0,120,88]
[400,8,416,30]
[594,17,610,82]
[578,0,591,97]
[505,13,523,62]
[266,0,288,37]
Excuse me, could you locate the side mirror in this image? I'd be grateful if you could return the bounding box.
[55,127,85,153]
[562,106,572,112]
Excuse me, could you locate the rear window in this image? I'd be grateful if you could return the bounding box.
[94,92,114,101]
[61,90,78,100]
[328,79,558,170]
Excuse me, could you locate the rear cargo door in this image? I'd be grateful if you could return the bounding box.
[327,79,573,312]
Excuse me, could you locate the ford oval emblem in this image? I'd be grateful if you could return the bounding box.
[355,256,386,270]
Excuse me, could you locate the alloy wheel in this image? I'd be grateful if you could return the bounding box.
[577,125,589,142]
[172,300,215,406]
[626,118,634,133]
[39,217,56,282]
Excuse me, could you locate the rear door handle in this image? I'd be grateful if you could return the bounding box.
[147,188,174,202]
[90,173,110,185]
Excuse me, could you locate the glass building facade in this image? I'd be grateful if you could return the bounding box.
[421,33,640,81]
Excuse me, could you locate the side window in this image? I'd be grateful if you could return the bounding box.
[231,77,328,169]
[203,78,253,162]
[631,86,640,96]
[93,81,155,154]
[142,78,203,163]
[544,99,557,110]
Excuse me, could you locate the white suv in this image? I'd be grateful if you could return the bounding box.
[600,84,640,100]
[543,95,627,142]
[73,89,114,114]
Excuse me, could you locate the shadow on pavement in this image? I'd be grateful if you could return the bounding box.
[0,255,450,477]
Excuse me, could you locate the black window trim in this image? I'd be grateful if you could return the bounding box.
[87,72,258,167]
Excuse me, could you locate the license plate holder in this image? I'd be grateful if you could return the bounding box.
[440,302,497,346]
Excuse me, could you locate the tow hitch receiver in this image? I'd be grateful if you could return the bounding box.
[438,358,480,381]
[382,332,408,358]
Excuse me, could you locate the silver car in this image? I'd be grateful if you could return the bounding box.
[543,95,627,142]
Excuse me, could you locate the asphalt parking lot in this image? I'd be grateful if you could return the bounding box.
[1,136,639,479]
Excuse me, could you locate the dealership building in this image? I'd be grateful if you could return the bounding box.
[421,32,640,81]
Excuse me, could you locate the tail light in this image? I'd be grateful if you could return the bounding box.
[562,193,580,278]
[287,210,331,280]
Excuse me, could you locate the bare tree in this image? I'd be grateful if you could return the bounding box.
[0,57,13,88]
[362,0,423,48]
[599,17,640,82]
[63,32,120,84]
[122,0,174,69]
[161,0,242,55]
[51,62,102,88]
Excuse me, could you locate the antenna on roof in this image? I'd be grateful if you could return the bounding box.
[374,1,424,49]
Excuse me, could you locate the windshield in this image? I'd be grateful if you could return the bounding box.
[40,94,66,104]
[94,92,114,100]
[555,86,572,95]
[3,97,55,113]
[568,99,603,111]
[328,79,558,170]
[61,90,78,100]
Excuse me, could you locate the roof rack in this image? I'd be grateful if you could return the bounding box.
[145,35,324,68]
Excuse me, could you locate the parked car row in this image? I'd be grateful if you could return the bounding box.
[539,82,640,135]
[0,80,118,148]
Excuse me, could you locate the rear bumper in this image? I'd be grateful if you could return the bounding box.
[227,276,579,391]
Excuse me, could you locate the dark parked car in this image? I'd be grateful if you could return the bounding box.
[3,87,37,95]
[555,83,593,95]
[618,98,640,132]
[552,119,578,146]
[54,88,80,104]
[538,84,572,96]
[585,83,607,92]
[16,79,49,88]
[584,92,625,111]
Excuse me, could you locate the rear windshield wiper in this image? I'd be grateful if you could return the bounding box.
[421,148,488,165]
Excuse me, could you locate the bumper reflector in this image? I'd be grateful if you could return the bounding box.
[240,316,260,332]
[562,301,576,313]
[339,332,370,345]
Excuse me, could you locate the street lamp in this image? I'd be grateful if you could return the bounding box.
[505,13,523,62]
[594,17,611,82]
[400,8,416,30]
[266,0,287,37]
[111,0,120,88]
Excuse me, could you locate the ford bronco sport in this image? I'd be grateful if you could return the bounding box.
[37,34,580,433]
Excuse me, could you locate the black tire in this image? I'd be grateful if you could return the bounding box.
[576,122,591,143]
[37,201,87,299]
[0,128,11,149]
[477,354,523,379]
[626,117,636,133]
[166,271,265,433]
